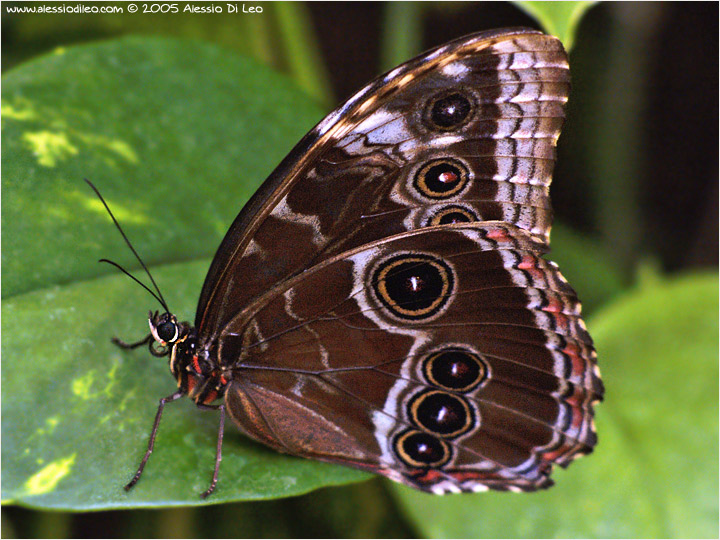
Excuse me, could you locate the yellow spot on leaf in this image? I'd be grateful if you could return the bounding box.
[72,371,94,400]
[44,417,60,434]
[1,100,39,122]
[102,361,120,397]
[35,416,61,436]
[85,197,150,225]
[5,97,138,166]
[105,139,138,164]
[75,132,139,164]
[22,130,78,167]
[25,454,76,495]
[60,190,151,225]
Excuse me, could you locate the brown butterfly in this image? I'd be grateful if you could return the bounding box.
[98,27,603,497]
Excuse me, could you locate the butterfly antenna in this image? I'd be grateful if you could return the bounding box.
[98,259,167,309]
[85,179,170,313]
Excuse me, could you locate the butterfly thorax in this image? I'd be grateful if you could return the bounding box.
[149,311,229,405]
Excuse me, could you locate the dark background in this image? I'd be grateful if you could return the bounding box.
[2,2,718,537]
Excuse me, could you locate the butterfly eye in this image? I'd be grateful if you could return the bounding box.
[413,159,470,199]
[148,312,180,344]
[156,320,179,343]
[424,91,475,131]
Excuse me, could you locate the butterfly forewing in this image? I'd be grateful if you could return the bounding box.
[195,29,570,341]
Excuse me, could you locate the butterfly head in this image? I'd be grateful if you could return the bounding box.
[148,311,180,345]
[146,311,223,404]
[147,310,192,357]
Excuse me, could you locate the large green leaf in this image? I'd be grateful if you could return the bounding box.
[2,37,369,509]
[2,261,368,510]
[2,35,323,299]
[392,272,719,538]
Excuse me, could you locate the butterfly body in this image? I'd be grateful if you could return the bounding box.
[119,27,603,496]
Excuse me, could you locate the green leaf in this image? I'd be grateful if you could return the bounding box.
[2,262,367,510]
[514,1,596,50]
[2,37,369,509]
[2,36,324,299]
[392,272,718,538]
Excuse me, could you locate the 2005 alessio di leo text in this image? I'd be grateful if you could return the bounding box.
[138,3,262,13]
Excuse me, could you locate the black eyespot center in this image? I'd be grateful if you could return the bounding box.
[394,429,451,468]
[413,158,470,200]
[424,348,488,392]
[424,90,475,131]
[410,390,474,438]
[373,254,454,320]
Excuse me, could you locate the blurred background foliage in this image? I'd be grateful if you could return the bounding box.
[2,1,717,538]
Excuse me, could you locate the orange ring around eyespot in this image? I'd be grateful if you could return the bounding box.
[409,390,475,438]
[374,255,453,319]
[394,429,452,468]
[413,159,470,199]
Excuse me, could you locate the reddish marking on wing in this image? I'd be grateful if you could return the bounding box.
[187,374,197,394]
[415,469,445,483]
[563,340,581,357]
[564,385,586,408]
[518,255,537,270]
[486,228,510,242]
[541,447,564,461]
[552,312,569,333]
[543,295,564,313]
[518,254,548,282]
[569,351,587,378]
[561,341,589,377]
[192,355,201,373]
[570,404,584,430]
[447,470,491,482]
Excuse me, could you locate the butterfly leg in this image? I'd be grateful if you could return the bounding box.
[112,333,152,349]
[197,403,225,498]
[125,389,185,491]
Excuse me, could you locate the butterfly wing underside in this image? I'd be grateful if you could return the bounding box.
[221,223,602,493]
[190,28,601,493]
[195,29,570,344]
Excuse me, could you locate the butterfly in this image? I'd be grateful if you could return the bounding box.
[96,27,603,497]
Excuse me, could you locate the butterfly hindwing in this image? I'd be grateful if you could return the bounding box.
[220,222,601,493]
